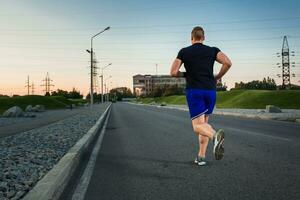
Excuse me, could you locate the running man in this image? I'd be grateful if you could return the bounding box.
[170,26,232,166]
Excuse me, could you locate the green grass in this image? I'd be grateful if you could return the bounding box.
[216,90,300,109]
[0,95,77,113]
[68,98,87,105]
[137,95,186,105]
[51,97,87,105]
[137,90,300,109]
[50,96,72,105]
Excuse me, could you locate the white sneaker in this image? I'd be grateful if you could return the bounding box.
[194,156,207,166]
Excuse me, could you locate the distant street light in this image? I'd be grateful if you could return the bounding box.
[100,63,112,103]
[104,76,112,102]
[86,26,110,106]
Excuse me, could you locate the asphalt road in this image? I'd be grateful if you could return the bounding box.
[63,102,300,200]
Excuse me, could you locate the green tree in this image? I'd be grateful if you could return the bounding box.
[234,77,277,90]
[52,88,83,99]
[68,88,83,99]
[109,87,134,101]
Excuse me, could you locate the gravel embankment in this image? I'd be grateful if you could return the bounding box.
[0,104,108,200]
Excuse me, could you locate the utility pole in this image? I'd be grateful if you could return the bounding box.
[281,36,291,89]
[101,71,103,103]
[104,83,107,102]
[106,86,109,102]
[31,82,35,95]
[104,75,112,102]
[100,63,112,103]
[87,50,99,102]
[92,53,99,95]
[94,65,99,94]
[155,63,158,76]
[276,36,296,89]
[41,72,54,95]
[91,48,94,104]
[25,75,31,95]
[87,26,110,106]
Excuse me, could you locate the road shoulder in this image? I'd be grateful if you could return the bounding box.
[22,104,111,200]
[129,102,300,123]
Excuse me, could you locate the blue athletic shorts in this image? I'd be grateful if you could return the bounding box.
[185,89,216,120]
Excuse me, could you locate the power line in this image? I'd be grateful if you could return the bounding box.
[1,16,300,31]
[113,16,300,29]
[1,35,300,49]
[2,36,300,50]
[1,25,300,36]
[0,56,289,63]
[0,0,229,17]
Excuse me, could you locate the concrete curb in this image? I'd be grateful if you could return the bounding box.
[130,102,299,122]
[213,111,275,121]
[23,104,112,200]
[208,111,298,122]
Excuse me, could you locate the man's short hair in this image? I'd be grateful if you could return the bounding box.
[191,26,205,41]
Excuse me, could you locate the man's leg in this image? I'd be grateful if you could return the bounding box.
[197,115,210,157]
[192,115,215,140]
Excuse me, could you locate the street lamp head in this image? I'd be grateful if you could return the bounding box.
[105,26,110,31]
[86,49,91,53]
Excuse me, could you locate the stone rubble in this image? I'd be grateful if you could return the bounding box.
[0,106,105,200]
[2,107,24,118]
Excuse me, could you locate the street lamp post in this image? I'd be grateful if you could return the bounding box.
[100,63,112,103]
[106,86,109,102]
[104,83,106,102]
[108,81,113,102]
[87,26,110,106]
[104,75,112,102]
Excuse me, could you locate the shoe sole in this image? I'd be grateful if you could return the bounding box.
[194,159,207,166]
[214,130,225,160]
[197,162,207,166]
[215,139,224,160]
[194,160,207,166]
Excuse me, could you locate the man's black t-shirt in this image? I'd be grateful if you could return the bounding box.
[177,43,220,90]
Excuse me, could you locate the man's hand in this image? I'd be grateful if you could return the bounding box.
[170,58,183,77]
[214,74,221,81]
[215,52,232,80]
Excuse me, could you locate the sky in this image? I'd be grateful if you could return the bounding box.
[0,0,300,96]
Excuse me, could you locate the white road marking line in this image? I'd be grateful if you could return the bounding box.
[226,127,291,142]
[130,103,292,142]
[71,109,110,200]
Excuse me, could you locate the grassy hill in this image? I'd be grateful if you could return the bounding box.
[0,95,85,113]
[137,90,300,109]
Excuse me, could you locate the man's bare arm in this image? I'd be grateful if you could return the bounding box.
[215,52,232,80]
[170,58,184,77]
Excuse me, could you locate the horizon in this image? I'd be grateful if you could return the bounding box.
[1,0,300,96]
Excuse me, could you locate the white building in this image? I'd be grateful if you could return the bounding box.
[133,74,186,96]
